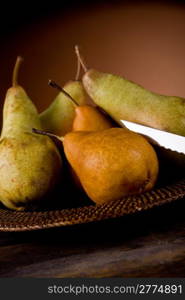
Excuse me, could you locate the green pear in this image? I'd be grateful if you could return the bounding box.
[39,80,89,136]
[62,128,159,205]
[0,57,62,211]
[82,69,185,136]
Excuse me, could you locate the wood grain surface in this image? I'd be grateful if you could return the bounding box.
[0,196,184,278]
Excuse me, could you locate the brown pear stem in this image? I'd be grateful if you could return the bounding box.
[12,56,24,87]
[75,45,88,73]
[48,79,79,107]
[32,128,64,142]
[75,49,81,81]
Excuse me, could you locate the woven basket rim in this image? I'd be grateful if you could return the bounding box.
[0,178,185,232]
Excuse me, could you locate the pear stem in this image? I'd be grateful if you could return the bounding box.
[75,45,88,73]
[12,56,24,87]
[32,128,64,142]
[48,79,79,107]
[75,48,81,81]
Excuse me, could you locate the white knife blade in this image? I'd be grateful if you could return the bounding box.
[120,120,185,154]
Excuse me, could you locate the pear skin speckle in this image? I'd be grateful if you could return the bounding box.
[63,128,159,205]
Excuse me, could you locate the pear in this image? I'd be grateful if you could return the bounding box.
[76,48,185,136]
[72,105,114,131]
[39,48,90,136]
[62,128,159,205]
[35,77,114,197]
[82,69,185,136]
[0,57,62,211]
[48,80,114,132]
[39,80,89,136]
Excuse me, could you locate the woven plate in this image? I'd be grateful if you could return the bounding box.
[0,178,185,232]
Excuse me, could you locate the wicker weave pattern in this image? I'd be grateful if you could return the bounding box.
[0,179,185,231]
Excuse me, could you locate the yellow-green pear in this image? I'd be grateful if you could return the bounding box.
[82,70,185,136]
[39,80,89,136]
[62,128,159,205]
[0,57,62,211]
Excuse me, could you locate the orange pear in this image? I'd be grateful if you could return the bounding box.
[49,80,114,132]
[62,128,159,204]
[33,127,159,205]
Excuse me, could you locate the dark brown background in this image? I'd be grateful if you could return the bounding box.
[0,0,185,128]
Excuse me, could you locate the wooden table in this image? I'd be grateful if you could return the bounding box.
[0,196,185,278]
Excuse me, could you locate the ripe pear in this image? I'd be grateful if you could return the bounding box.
[62,128,159,205]
[0,57,62,211]
[82,70,185,136]
[39,80,89,136]
[72,105,114,131]
[48,80,115,132]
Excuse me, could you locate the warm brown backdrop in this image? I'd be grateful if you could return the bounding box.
[0,1,185,127]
